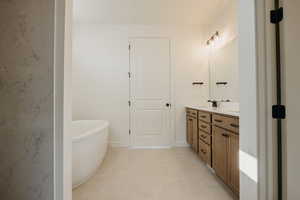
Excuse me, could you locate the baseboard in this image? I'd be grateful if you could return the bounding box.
[174,141,190,147]
[130,146,172,149]
[109,142,129,148]
[109,141,190,149]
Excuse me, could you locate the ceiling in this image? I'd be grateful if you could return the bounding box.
[73,0,232,25]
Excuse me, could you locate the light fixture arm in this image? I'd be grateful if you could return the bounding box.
[206,31,220,46]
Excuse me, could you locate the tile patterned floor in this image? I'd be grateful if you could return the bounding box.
[73,147,233,200]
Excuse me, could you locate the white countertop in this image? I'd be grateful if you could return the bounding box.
[186,105,240,117]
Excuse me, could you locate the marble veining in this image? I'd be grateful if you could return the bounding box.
[0,0,55,199]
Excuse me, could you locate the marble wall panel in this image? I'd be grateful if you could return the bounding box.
[0,0,55,199]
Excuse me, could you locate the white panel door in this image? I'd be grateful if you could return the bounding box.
[130,38,171,147]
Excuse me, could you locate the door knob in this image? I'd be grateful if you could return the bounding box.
[166,103,171,107]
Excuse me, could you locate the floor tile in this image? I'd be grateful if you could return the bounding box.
[73,147,234,200]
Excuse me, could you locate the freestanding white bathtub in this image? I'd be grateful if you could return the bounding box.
[72,120,109,189]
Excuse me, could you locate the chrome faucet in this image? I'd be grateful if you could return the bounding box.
[208,99,231,108]
[208,100,218,108]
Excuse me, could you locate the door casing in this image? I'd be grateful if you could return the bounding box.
[55,1,276,200]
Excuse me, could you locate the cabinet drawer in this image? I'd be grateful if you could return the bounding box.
[186,108,198,118]
[198,111,211,123]
[212,114,239,133]
[198,140,211,165]
[198,120,211,134]
[199,130,211,145]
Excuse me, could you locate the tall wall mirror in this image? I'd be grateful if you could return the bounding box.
[208,37,239,103]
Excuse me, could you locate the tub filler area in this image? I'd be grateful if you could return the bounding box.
[72,120,109,189]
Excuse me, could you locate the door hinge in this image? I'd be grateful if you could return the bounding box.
[272,105,286,119]
[128,72,131,78]
[128,101,131,107]
[128,44,131,51]
[271,7,283,24]
[129,129,131,135]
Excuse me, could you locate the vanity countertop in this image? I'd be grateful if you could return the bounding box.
[186,105,240,117]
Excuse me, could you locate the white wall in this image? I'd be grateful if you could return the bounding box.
[72,23,209,146]
[204,1,238,46]
[73,0,229,26]
[282,0,300,199]
[238,0,258,199]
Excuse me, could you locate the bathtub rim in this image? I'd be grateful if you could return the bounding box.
[72,120,109,142]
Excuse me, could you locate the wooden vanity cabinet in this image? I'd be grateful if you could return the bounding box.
[198,110,212,166]
[186,116,193,145]
[212,114,239,133]
[212,126,229,183]
[228,133,240,195]
[186,108,240,197]
[198,139,211,165]
[198,111,211,123]
[192,122,198,152]
[198,120,211,134]
[212,114,240,197]
[186,108,198,152]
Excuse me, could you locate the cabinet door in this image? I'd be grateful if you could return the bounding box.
[212,126,229,183]
[186,117,193,145]
[191,118,198,152]
[228,134,239,195]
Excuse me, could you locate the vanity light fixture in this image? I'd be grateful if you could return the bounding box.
[206,31,219,46]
